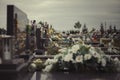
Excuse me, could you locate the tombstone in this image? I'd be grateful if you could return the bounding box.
[36,28,41,49]
[25,25,30,51]
[7,5,28,36]
[7,5,29,54]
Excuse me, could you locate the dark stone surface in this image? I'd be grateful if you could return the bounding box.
[7,5,28,36]
[0,62,29,80]
[1,71,119,80]
[36,28,41,49]
[30,72,120,80]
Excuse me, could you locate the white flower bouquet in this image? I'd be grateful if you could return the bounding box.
[43,42,120,72]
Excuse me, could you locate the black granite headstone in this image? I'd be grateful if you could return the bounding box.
[7,5,28,36]
[36,28,41,49]
[25,25,30,50]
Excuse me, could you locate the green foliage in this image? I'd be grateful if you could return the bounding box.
[78,45,90,55]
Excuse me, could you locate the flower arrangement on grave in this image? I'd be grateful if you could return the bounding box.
[43,41,120,72]
[28,58,44,72]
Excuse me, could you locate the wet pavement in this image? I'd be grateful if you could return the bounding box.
[31,72,120,80]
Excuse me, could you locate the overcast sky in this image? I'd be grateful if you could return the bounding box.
[0,0,120,31]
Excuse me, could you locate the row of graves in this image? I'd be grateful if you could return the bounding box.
[28,22,120,80]
[28,23,120,73]
[0,5,120,80]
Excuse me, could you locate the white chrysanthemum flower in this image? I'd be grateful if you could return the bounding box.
[89,47,97,54]
[68,49,74,54]
[90,48,101,58]
[42,64,53,72]
[84,54,92,60]
[71,48,78,54]
[71,44,80,53]
[64,53,73,62]
[31,63,36,68]
[101,58,106,67]
[52,59,58,64]
[89,47,102,62]
[44,58,51,65]
[44,58,58,66]
[75,55,83,63]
